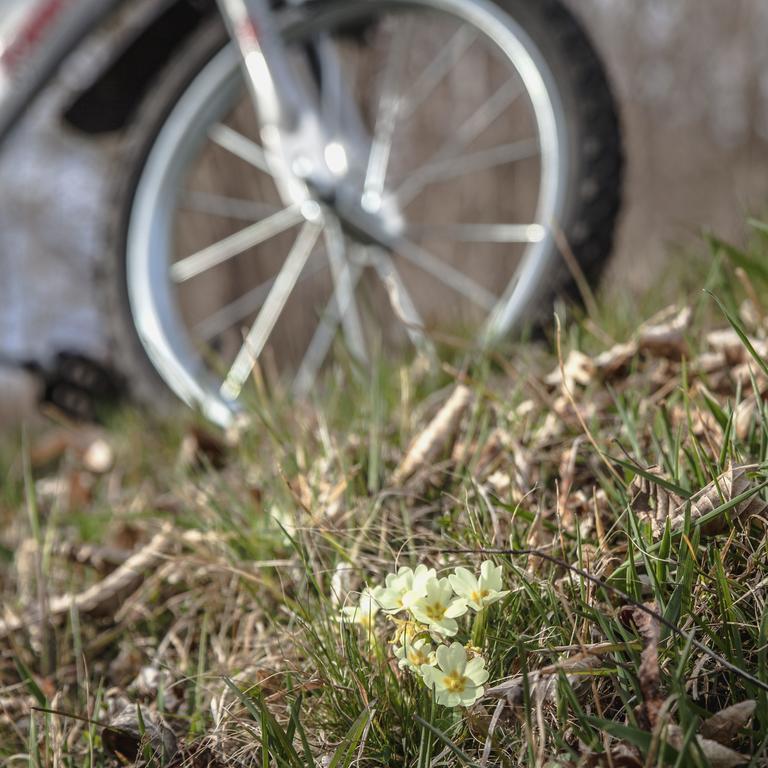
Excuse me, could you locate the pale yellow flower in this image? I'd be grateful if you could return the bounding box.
[378,564,435,613]
[339,586,384,631]
[422,642,489,707]
[409,577,467,636]
[448,561,509,612]
[393,636,435,674]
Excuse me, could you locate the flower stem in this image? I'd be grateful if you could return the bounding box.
[470,608,487,647]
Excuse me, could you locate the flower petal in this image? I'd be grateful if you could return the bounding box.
[430,618,458,636]
[444,599,468,618]
[448,567,477,595]
[482,590,510,607]
[444,642,467,673]
[480,560,503,591]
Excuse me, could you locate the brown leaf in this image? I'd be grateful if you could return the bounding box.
[629,467,684,538]
[700,700,756,745]
[735,397,757,441]
[594,340,639,378]
[707,328,768,365]
[102,704,177,765]
[483,652,604,707]
[630,464,767,538]
[620,604,663,730]
[546,349,595,390]
[684,464,767,535]
[391,384,472,486]
[636,305,692,358]
[690,350,729,376]
[558,437,585,530]
[666,726,749,767]
[583,742,643,768]
[178,425,229,471]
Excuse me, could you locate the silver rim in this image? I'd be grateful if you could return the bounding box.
[126,0,568,427]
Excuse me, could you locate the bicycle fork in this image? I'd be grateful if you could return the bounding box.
[215,0,361,210]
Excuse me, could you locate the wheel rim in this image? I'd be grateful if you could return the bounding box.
[126,0,568,427]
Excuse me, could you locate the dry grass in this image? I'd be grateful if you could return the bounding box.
[3,234,768,766]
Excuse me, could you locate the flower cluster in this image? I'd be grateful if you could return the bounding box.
[340,561,509,707]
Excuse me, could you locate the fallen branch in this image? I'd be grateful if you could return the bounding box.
[0,528,175,638]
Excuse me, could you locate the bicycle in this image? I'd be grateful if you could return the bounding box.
[0,0,623,427]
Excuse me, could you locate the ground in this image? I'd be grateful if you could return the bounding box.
[2,226,768,766]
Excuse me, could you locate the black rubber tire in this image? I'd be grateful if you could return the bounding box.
[103,0,623,406]
[102,19,230,408]
[494,0,624,295]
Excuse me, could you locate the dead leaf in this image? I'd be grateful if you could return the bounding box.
[473,427,506,479]
[700,700,756,745]
[391,384,472,486]
[690,350,728,376]
[546,349,595,390]
[594,341,638,378]
[582,742,643,767]
[630,464,767,538]
[707,328,768,365]
[178,425,229,471]
[558,437,584,529]
[629,467,684,538]
[666,725,749,767]
[620,604,662,730]
[636,305,691,358]
[483,652,604,707]
[684,464,767,535]
[102,704,177,764]
[735,397,757,440]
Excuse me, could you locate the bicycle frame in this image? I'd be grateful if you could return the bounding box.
[0,0,342,187]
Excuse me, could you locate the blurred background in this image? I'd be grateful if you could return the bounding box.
[0,0,767,409]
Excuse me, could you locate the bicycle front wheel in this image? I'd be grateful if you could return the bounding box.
[109,0,622,427]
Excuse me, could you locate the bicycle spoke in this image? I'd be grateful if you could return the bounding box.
[394,237,497,310]
[181,191,279,222]
[220,222,323,399]
[363,19,411,206]
[400,25,477,119]
[193,258,329,342]
[452,80,523,151]
[406,222,546,243]
[292,257,365,397]
[209,123,270,174]
[395,138,539,207]
[371,248,436,356]
[170,206,303,283]
[324,218,367,362]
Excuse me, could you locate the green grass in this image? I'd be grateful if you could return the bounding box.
[3,226,768,765]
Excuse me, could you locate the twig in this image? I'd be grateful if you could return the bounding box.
[0,527,175,638]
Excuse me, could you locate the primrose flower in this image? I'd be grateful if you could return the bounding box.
[393,635,435,674]
[422,642,489,707]
[448,561,509,612]
[340,586,384,631]
[409,576,467,636]
[378,564,436,613]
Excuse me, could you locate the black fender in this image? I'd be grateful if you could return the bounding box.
[62,0,218,134]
